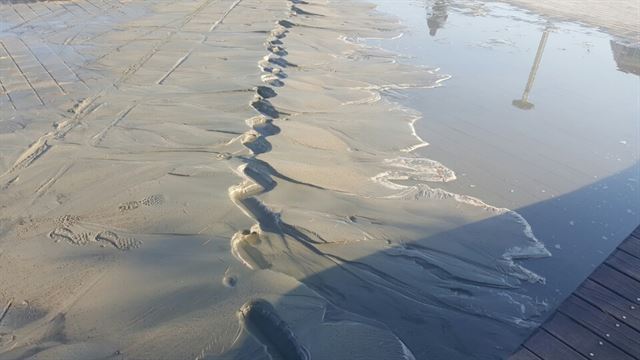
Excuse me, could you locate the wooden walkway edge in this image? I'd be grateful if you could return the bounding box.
[510,225,640,360]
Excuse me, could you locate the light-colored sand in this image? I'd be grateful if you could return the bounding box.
[501,0,640,40]
[0,0,554,359]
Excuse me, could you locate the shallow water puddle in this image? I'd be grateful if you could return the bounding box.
[368,0,640,340]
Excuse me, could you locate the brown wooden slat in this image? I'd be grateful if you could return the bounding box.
[513,227,640,359]
[544,312,635,360]
[509,348,543,360]
[590,265,640,304]
[559,295,640,356]
[620,235,640,259]
[576,280,640,331]
[607,251,640,281]
[525,329,587,360]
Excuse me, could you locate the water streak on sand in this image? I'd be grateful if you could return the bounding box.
[354,35,550,283]
[372,155,550,283]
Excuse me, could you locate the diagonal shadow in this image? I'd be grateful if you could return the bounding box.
[216,161,639,360]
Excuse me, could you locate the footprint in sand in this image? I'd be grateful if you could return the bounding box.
[118,201,140,212]
[141,194,165,207]
[261,74,285,87]
[238,299,310,360]
[231,229,271,270]
[255,86,277,99]
[222,274,238,288]
[267,45,288,56]
[241,131,272,155]
[56,215,80,227]
[118,194,165,212]
[95,231,141,250]
[49,227,92,245]
[49,220,140,251]
[251,97,280,118]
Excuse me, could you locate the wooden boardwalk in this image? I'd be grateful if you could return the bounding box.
[510,225,640,360]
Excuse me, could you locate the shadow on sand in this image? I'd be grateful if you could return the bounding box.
[218,161,639,360]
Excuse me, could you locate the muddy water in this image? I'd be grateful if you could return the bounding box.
[368,0,640,334]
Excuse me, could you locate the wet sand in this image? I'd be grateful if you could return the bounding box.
[0,0,635,359]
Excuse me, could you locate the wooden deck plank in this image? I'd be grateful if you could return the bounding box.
[590,265,640,304]
[524,330,587,360]
[619,235,640,259]
[543,312,635,360]
[576,280,640,331]
[606,251,640,282]
[510,348,543,360]
[511,225,640,360]
[559,295,640,356]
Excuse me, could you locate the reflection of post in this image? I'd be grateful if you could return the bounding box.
[611,40,640,76]
[427,0,448,36]
[513,29,550,110]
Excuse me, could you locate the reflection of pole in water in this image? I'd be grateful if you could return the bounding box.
[513,28,550,110]
[427,0,448,36]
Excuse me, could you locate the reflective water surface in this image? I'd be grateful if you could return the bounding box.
[369,0,640,350]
